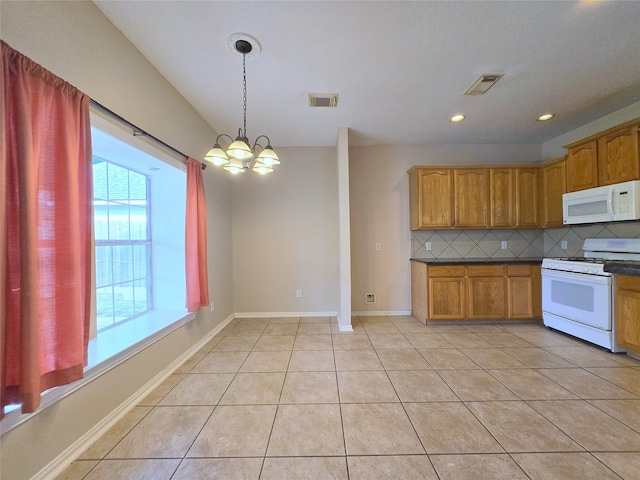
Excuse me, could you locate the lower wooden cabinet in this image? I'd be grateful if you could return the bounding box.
[614,274,640,354]
[427,266,466,320]
[468,265,506,319]
[507,264,542,319]
[410,261,542,323]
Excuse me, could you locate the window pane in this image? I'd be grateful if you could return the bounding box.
[133,244,149,278]
[96,285,115,330]
[108,202,130,240]
[113,281,135,323]
[93,159,108,200]
[107,163,129,201]
[129,170,147,200]
[133,278,151,315]
[130,205,148,240]
[112,245,133,283]
[95,245,113,288]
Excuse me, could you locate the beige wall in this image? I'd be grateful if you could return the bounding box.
[1,2,232,478]
[348,144,542,312]
[231,146,340,314]
[541,101,640,160]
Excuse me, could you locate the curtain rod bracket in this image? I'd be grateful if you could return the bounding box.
[89,99,207,171]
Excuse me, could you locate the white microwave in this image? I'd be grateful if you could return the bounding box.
[563,180,640,224]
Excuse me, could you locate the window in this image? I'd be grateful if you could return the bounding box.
[93,160,151,330]
[1,113,192,422]
[88,116,191,363]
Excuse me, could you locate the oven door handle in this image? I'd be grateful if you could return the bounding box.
[541,268,611,285]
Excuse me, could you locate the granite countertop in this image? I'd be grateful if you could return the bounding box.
[410,257,543,265]
[604,260,640,277]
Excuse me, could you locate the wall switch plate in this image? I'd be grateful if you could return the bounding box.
[561,240,568,249]
[296,289,302,298]
[365,293,376,304]
[501,241,508,249]
[210,301,215,312]
[375,242,381,251]
[425,242,432,251]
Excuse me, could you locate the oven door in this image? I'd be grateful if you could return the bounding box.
[542,269,611,330]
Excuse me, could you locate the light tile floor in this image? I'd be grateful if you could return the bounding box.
[58,315,640,479]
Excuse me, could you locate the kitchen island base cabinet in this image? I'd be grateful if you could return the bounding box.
[410,260,542,323]
[614,274,640,355]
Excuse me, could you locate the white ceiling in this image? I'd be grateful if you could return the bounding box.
[94,1,640,148]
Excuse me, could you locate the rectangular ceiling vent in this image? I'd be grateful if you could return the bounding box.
[464,74,504,96]
[308,93,339,108]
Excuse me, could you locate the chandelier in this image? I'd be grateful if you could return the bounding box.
[204,34,280,175]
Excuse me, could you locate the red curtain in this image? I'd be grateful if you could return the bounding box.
[185,158,210,312]
[1,41,92,416]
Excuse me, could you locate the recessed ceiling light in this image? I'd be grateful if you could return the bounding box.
[537,113,555,121]
[450,114,466,123]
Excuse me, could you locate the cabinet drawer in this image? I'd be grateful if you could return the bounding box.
[507,264,536,277]
[427,265,465,277]
[468,265,505,277]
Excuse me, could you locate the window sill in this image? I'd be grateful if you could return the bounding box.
[1,309,195,434]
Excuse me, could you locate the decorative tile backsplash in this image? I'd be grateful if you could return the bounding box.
[411,221,640,259]
[543,221,640,257]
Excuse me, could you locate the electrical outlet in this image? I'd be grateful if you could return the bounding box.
[210,301,215,312]
[425,242,432,251]
[561,240,568,249]
[365,293,376,304]
[501,241,508,249]
[375,242,381,251]
[296,289,302,298]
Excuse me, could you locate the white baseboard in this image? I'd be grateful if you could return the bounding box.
[352,310,412,316]
[234,311,339,319]
[35,314,234,480]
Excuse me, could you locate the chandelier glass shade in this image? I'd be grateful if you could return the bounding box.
[204,37,279,175]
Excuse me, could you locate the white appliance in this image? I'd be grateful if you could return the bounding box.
[563,180,640,225]
[542,238,640,352]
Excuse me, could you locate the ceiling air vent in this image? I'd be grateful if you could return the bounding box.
[308,93,339,108]
[464,74,504,96]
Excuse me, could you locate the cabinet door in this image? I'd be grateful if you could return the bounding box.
[598,125,640,186]
[427,266,466,320]
[410,169,453,229]
[614,275,640,353]
[542,158,566,227]
[468,265,506,319]
[490,168,514,227]
[454,169,489,227]
[507,265,541,319]
[566,140,598,192]
[515,168,540,227]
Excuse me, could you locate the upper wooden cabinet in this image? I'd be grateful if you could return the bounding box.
[409,166,540,230]
[598,125,640,186]
[541,157,566,227]
[566,140,598,192]
[490,168,514,227]
[454,169,489,227]
[409,169,453,230]
[565,120,640,192]
[514,168,539,227]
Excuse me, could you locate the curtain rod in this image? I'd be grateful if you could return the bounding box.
[89,99,206,170]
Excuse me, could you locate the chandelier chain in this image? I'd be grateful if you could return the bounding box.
[242,53,247,139]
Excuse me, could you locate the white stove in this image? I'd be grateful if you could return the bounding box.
[542,238,640,352]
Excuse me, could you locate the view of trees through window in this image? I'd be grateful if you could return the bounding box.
[93,158,151,331]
